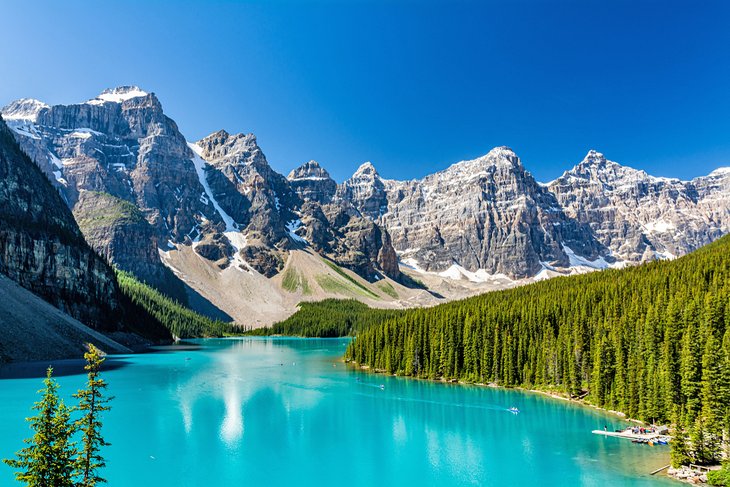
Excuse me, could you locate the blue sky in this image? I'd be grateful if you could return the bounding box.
[1,0,729,182]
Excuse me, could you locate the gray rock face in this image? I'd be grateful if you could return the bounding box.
[336,162,388,217]
[548,151,730,261]
[0,116,120,330]
[71,190,184,296]
[195,129,297,249]
[1,87,222,291]
[339,147,607,278]
[191,134,403,280]
[288,160,337,204]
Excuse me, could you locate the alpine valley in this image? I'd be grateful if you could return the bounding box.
[1,86,728,345]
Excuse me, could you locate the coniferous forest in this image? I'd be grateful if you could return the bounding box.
[248,299,398,337]
[116,271,233,338]
[340,235,730,465]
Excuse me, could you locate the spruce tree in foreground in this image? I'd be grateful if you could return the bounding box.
[3,367,77,487]
[73,344,112,487]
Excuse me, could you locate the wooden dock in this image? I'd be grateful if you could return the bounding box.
[591,430,659,441]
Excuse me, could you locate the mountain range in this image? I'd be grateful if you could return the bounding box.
[2,86,728,326]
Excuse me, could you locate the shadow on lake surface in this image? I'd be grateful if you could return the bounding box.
[0,341,209,380]
[0,355,133,379]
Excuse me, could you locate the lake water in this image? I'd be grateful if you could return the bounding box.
[0,337,674,486]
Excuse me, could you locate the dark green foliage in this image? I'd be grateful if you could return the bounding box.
[3,367,77,487]
[708,464,730,486]
[116,271,234,338]
[73,344,111,486]
[345,235,730,464]
[4,348,118,486]
[252,299,396,337]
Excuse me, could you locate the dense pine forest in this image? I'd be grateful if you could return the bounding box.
[117,271,234,338]
[248,299,397,337]
[344,236,730,465]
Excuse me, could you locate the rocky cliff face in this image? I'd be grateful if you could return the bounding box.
[548,151,730,261]
[1,87,221,292]
[72,190,184,296]
[288,160,337,204]
[188,130,403,280]
[0,116,121,330]
[339,148,608,278]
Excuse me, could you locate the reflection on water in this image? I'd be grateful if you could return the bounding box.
[0,338,675,487]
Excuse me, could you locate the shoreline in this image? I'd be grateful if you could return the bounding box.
[348,360,647,424]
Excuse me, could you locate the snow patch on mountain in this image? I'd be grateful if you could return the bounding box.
[562,244,612,269]
[644,220,677,233]
[401,258,514,284]
[88,86,149,105]
[188,142,250,270]
[286,219,307,244]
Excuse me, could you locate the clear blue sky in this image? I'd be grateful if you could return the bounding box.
[2,0,729,182]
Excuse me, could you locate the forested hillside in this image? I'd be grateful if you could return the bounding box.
[250,299,397,337]
[117,271,234,338]
[345,235,730,465]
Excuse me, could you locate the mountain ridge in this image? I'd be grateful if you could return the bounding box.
[2,86,728,326]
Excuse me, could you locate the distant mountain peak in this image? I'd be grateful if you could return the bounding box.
[288,160,333,181]
[353,161,378,177]
[582,149,606,162]
[1,98,49,121]
[709,167,730,177]
[196,129,258,149]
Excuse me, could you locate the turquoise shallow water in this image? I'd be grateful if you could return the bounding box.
[0,337,674,486]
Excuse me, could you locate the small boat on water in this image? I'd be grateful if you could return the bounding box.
[508,407,520,414]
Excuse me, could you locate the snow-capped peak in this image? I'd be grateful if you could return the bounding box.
[353,161,378,177]
[1,98,49,121]
[440,147,522,179]
[708,167,730,177]
[88,86,149,105]
[581,149,607,165]
[487,146,517,158]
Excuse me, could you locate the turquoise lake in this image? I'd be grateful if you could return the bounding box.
[0,337,674,486]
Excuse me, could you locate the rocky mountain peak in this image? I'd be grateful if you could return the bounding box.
[287,160,332,181]
[581,149,607,165]
[442,146,523,179]
[1,98,49,121]
[353,161,379,178]
[288,160,336,204]
[486,145,518,160]
[560,151,653,186]
[708,167,730,178]
[196,130,262,167]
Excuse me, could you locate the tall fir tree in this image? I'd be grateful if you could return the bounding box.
[3,367,77,487]
[73,344,112,487]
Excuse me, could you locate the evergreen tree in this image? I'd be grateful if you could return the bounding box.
[671,407,692,468]
[73,345,112,486]
[3,367,77,487]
